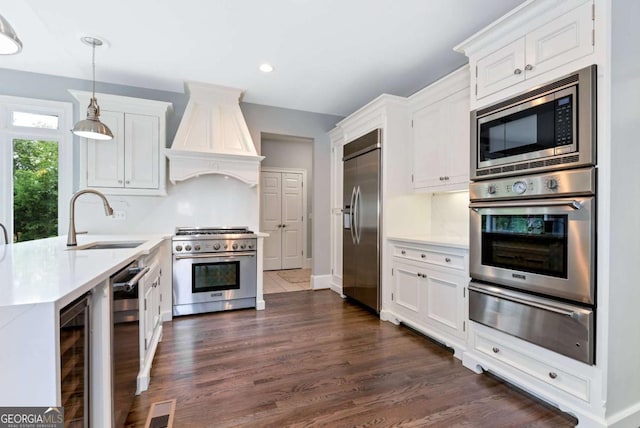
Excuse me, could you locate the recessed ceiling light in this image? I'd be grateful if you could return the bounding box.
[259,63,274,73]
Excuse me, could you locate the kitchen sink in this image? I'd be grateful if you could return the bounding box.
[69,241,145,250]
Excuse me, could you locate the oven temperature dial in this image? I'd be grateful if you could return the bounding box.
[512,180,528,194]
[194,245,201,251]
[232,242,239,250]
[213,243,220,250]
[185,244,192,252]
[487,184,497,195]
[546,178,559,191]
[175,245,183,252]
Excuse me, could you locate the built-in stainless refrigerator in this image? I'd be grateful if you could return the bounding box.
[343,129,381,313]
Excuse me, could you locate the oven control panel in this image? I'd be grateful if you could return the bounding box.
[173,239,256,254]
[470,167,595,201]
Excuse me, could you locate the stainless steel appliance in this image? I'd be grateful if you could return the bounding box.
[111,261,149,428]
[468,167,596,364]
[471,65,596,180]
[172,226,257,316]
[60,293,91,427]
[342,129,381,313]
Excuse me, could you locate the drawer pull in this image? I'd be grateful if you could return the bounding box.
[401,250,406,255]
[421,254,426,259]
[492,347,500,354]
[549,372,558,379]
[445,257,451,263]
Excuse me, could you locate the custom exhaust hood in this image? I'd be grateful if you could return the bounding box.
[165,82,264,186]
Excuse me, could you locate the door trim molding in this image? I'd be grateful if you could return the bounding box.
[260,167,309,269]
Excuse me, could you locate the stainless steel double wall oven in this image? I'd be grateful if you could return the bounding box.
[468,66,597,364]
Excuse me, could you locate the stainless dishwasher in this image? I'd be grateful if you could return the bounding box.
[111,261,149,427]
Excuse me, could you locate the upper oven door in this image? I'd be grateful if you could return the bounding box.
[173,252,257,305]
[469,196,595,304]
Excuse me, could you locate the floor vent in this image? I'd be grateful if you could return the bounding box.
[144,399,176,428]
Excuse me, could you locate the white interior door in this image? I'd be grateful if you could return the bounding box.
[260,170,304,271]
[261,171,282,270]
[281,173,303,269]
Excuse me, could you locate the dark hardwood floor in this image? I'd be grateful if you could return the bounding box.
[126,290,576,427]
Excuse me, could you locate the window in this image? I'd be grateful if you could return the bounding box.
[0,96,73,243]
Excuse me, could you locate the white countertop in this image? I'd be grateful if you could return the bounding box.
[0,234,168,309]
[387,234,469,250]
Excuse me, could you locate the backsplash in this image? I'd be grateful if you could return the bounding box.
[385,191,469,242]
[73,175,258,235]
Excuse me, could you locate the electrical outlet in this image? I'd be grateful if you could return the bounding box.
[112,210,126,220]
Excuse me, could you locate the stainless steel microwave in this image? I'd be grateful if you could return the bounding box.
[471,65,596,180]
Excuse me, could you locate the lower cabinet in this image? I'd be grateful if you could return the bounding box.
[138,246,166,392]
[386,241,468,358]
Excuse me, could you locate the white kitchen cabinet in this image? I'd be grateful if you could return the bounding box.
[137,240,170,392]
[410,66,470,193]
[386,240,468,358]
[455,0,595,108]
[69,90,172,196]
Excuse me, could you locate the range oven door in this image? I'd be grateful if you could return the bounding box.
[469,281,594,364]
[469,196,595,304]
[173,252,257,307]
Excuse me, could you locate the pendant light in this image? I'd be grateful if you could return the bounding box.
[72,36,113,140]
[0,13,22,54]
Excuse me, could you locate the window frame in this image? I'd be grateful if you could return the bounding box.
[0,95,73,241]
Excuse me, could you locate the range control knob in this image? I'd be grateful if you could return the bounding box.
[175,245,183,252]
[232,242,239,250]
[194,245,201,251]
[213,243,221,250]
[512,180,528,195]
[224,244,228,250]
[547,178,559,190]
[240,243,246,249]
[248,243,254,249]
[185,244,192,252]
[487,184,497,195]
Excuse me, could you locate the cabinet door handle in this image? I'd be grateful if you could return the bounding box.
[492,347,500,353]
[125,180,130,184]
[421,254,426,259]
[401,250,406,255]
[548,372,558,379]
[118,180,123,184]
[282,224,286,228]
[513,68,522,75]
[445,257,451,263]
[525,64,534,71]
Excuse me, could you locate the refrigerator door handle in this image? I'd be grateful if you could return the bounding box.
[355,185,361,244]
[350,186,357,244]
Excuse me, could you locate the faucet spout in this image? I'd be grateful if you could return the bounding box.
[67,189,114,246]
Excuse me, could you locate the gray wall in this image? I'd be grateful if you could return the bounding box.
[261,135,314,257]
[606,0,640,417]
[242,103,343,275]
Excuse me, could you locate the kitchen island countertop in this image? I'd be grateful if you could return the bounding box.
[0,234,169,309]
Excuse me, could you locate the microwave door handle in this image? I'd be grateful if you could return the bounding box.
[469,282,582,318]
[469,200,582,212]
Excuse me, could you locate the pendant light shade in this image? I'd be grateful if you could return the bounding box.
[72,37,113,141]
[0,13,22,55]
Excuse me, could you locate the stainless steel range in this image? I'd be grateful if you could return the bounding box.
[172,226,257,316]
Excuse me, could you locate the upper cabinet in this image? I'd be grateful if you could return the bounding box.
[455,0,595,109]
[410,66,470,192]
[70,91,172,196]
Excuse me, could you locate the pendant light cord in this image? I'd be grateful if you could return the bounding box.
[91,41,96,99]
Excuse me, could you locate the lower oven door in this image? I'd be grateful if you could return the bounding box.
[469,281,594,364]
[173,252,257,307]
[469,196,595,304]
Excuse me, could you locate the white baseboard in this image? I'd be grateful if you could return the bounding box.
[311,274,331,290]
[329,282,344,297]
[304,258,312,269]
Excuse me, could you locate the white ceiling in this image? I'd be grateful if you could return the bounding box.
[1,0,525,116]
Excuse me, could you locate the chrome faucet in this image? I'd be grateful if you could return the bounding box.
[67,189,114,246]
[0,223,7,244]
